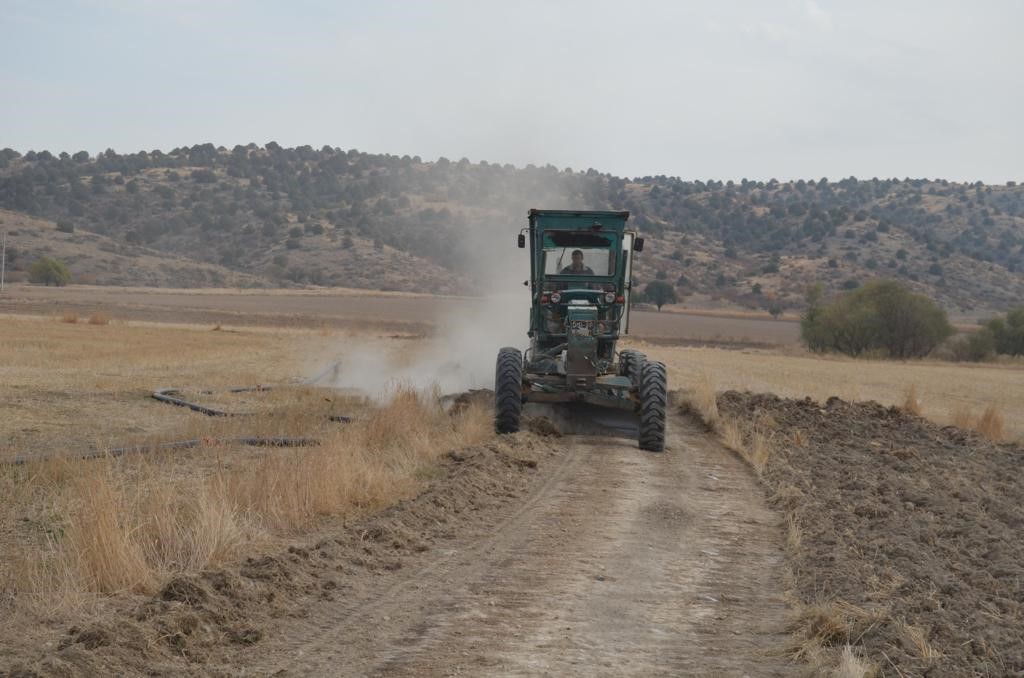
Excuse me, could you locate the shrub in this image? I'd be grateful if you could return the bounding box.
[29,256,71,286]
[190,169,217,184]
[801,279,953,358]
[983,307,1024,356]
[56,220,75,233]
[947,330,995,362]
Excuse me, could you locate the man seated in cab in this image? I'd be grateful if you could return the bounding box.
[560,249,594,276]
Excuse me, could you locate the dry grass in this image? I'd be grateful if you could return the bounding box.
[684,372,721,429]
[897,620,943,663]
[59,312,78,324]
[680,373,775,476]
[945,402,1006,441]
[746,426,774,475]
[834,645,877,678]
[637,342,1024,441]
[0,315,349,461]
[0,314,493,617]
[720,418,743,449]
[86,311,110,325]
[975,405,1005,441]
[901,384,922,416]
[786,513,803,551]
[789,600,889,661]
[8,388,492,608]
[949,403,974,429]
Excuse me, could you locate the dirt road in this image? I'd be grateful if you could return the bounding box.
[241,412,793,677]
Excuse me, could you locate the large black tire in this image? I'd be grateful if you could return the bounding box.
[619,350,647,387]
[638,359,667,452]
[494,347,523,434]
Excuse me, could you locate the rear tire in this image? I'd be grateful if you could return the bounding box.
[619,350,647,387]
[638,359,667,452]
[495,347,523,434]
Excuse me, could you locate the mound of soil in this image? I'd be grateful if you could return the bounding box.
[2,433,557,677]
[718,391,1024,676]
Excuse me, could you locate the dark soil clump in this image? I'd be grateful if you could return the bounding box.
[717,391,1024,676]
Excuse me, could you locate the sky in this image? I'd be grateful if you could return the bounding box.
[1,0,1021,183]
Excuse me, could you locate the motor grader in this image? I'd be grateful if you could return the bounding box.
[494,209,666,451]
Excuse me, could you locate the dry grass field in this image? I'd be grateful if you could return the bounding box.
[0,315,339,459]
[3,286,1022,676]
[1,283,801,343]
[627,341,1024,442]
[0,314,490,635]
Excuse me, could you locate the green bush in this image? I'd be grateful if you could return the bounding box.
[982,307,1024,356]
[28,256,71,286]
[801,280,953,358]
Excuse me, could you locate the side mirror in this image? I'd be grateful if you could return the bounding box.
[517,234,526,248]
[633,237,645,252]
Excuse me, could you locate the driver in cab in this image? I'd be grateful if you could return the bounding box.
[560,249,594,275]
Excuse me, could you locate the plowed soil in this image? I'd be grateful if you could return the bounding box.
[2,409,796,677]
[717,392,1024,677]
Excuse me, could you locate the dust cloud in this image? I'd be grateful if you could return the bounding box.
[306,181,584,398]
[318,290,528,398]
[307,192,579,397]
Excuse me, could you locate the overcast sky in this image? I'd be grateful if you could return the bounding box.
[2,0,1021,182]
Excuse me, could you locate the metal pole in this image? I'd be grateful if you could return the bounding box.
[1,230,6,293]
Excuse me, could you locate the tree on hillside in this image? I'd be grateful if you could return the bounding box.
[28,257,71,286]
[645,280,678,311]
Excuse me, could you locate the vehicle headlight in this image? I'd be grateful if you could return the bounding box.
[550,292,562,304]
[603,291,616,304]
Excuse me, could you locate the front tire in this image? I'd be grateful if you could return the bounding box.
[638,359,667,452]
[494,347,523,434]
[619,350,647,387]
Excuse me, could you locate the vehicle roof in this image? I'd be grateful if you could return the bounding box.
[528,209,631,232]
[528,209,630,219]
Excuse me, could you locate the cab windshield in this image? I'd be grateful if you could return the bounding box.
[543,247,615,276]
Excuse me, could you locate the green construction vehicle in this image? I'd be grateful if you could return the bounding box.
[494,209,667,451]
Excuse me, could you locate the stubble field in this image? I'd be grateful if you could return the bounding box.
[1,285,1022,676]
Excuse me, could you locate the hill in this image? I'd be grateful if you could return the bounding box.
[0,209,266,288]
[1,145,1022,313]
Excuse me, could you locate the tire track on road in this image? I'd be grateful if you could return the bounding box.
[251,413,795,677]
